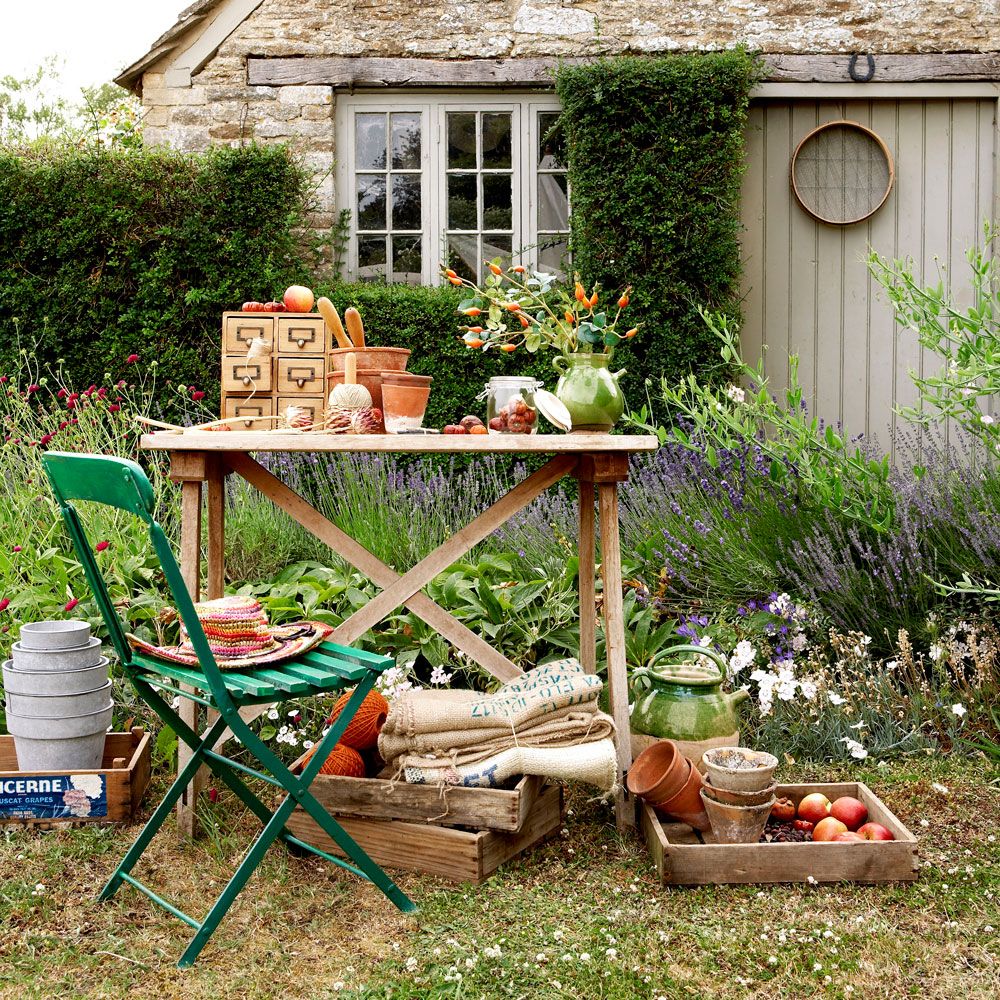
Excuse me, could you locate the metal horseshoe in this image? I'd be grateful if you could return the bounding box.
[848,53,876,82]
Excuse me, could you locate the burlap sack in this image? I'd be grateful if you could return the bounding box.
[383,710,616,770]
[400,739,619,793]
[379,658,600,743]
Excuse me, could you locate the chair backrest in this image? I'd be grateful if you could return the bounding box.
[42,452,233,707]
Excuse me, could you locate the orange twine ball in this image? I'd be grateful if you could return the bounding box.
[325,688,389,751]
[318,742,365,778]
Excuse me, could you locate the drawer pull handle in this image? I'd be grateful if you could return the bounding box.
[242,376,251,386]
[297,338,305,348]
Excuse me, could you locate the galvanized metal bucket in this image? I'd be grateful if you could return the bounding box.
[6,704,113,770]
[3,658,110,696]
[5,679,113,719]
[11,637,103,671]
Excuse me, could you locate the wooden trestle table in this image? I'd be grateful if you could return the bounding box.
[140,431,659,834]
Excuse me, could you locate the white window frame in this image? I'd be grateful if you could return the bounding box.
[335,92,565,285]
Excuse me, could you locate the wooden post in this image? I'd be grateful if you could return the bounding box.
[205,457,226,601]
[576,478,596,675]
[584,453,634,831]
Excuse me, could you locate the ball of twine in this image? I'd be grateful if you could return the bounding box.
[318,742,366,778]
[325,688,389,750]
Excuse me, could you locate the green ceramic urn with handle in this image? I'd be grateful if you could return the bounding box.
[629,644,748,759]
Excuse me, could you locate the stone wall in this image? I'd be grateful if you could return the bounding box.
[136,0,1000,242]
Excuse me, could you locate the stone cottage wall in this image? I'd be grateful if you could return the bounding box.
[136,0,1000,240]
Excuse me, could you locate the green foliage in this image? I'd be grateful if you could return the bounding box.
[555,52,761,404]
[869,232,1000,460]
[0,144,316,412]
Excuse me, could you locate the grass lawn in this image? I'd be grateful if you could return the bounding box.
[1,758,997,1000]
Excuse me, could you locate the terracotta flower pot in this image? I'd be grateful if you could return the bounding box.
[702,747,778,792]
[328,347,411,372]
[626,739,690,807]
[383,380,432,433]
[703,777,778,807]
[700,789,776,844]
[655,760,711,832]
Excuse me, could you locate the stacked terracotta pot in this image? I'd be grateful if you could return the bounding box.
[699,747,779,843]
[326,348,432,433]
[625,740,710,832]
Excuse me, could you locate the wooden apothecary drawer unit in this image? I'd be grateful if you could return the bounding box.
[220,311,331,429]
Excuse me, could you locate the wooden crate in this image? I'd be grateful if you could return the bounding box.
[0,727,151,828]
[291,761,543,832]
[286,782,563,883]
[642,781,918,886]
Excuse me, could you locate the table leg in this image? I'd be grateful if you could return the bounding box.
[577,479,597,675]
[598,480,634,831]
[177,479,205,838]
[205,457,226,601]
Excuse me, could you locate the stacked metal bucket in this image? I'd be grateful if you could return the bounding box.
[2,620,113,770]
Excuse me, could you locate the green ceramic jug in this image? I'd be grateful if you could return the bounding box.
[629,644,749,745]
[553,353,626,432]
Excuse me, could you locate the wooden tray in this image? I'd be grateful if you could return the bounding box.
[0,728,151,828]
[642,781,918,886]
[287,782,563,883]
[291,753,543,832]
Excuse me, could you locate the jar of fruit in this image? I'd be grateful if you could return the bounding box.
[484,376,540,434]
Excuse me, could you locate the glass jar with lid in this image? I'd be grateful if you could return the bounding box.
[483,376,541,434]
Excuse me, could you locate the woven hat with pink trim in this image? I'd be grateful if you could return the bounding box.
[128,595,332,670]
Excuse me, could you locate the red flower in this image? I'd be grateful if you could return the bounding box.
[126,354,139,364]
[27,384,40,394]
[208,787,219,804]
[0,376,7,383]
[0,597,9,612]
[97,387,107,399]
[39,433,55,446]
[95,540,110,552]
[66,398,76,409]
[58,421,69,430]
[108,404,121,413]
[191,391,205,402]
[12,545,22,553]
[57,388,67,399]
[64,598,79,611]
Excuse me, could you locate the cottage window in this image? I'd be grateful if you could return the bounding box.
[337,95,568,284]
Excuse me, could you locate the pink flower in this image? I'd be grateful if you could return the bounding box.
[12,545,22,553]
[191,391,205,402]
[116,379,126,389]
[0,597,10,612]
[97,387,107,399]
[0,376,7,383]
[64,598,79,611]
[27,384,40,394]
[95,540,110,552]
[126,354,139,364]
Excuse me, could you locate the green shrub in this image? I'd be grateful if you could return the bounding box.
[0,143,315,410]
[556,53,760,406]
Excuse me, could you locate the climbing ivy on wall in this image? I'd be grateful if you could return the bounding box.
[556,52,761,399]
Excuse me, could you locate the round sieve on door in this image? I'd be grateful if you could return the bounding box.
[790,120,894,226]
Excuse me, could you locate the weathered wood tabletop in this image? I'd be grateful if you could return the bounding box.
[141,431,658,833]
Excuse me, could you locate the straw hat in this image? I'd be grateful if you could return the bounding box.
[128,596,332,670]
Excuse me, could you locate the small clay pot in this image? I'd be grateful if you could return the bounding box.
[626,740,690,807]
[329,347,410,372]
[655,760,711,832]
[703,777,778,807]
[327,369,385,410]
[700,789,776,844]
[702,747,778,792]
[383,383,431,433]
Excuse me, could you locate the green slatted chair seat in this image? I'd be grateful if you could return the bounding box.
[41,451,415,968]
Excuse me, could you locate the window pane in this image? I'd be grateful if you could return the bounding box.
[483,233,512,261]
[358,236,387,280]
[447,112,477,169]
[538,173,569,231]
[448,174,477,230]
[391,174,421,231]
[446,236,478,282]
[538,236,568,275]
[357,175,386,230]
[537,112,566,168]
[391,235,422,283]
[356,114,386,170]
[391,113,421,169]
[482,113,512,169]
[483,174,512,231]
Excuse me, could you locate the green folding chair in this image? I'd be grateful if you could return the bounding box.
[42,451,416,967]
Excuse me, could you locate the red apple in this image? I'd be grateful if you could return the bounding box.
[283,285,315,313]
[833,831,866,842]
[829,795,869,831]
[793,819,814,833]
[857,822,894,841]
[797,792,832,824]
[770,797,796,823]
[812,817,849,842]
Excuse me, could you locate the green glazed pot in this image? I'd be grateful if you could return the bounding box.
[629,644,749,744]
[553,352,626,432]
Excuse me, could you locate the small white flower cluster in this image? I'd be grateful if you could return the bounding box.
[725,384,746,404]
[840,737,868,760]
[749,661,818,715]
[728,639,757,677]
[429,665,453,686]
[376,664,415,701]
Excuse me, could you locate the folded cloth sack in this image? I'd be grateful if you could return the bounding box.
[400,739,619,793]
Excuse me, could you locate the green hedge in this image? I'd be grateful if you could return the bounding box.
[556,53,760,397]
[0,143,315,405]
